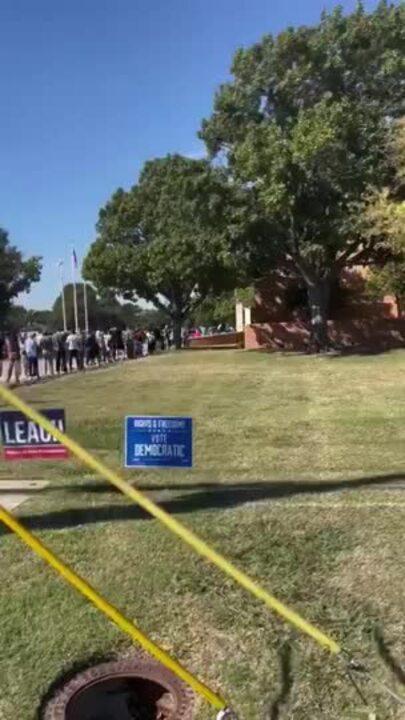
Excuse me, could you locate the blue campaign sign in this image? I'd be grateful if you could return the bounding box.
[125,416,193,469]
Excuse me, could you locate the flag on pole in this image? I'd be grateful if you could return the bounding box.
[58,260,67,331]
[71,248,79,332]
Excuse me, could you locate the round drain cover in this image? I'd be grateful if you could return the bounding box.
[43,657,195,720]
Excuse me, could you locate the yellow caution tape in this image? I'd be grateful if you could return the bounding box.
[0,383,341,655]
[0,503,226,711]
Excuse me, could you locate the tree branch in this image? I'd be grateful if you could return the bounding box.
[336,239,375,268]
[150,295,170,314]
[183,293,206,317]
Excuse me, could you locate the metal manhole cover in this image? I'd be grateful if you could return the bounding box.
[42,657,195,720]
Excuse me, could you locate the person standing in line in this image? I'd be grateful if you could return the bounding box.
[24,333,39,379]
[109,327,118,361]
[54,331,67,374]
[124,329,134,359]
[142,330,150,357]
[78,332,85,370]
[19,332,29,378]
[95,330,107,363]
[146,329,155,355]
[133,330,143,358]
[162,326,169,350]
[116,328,125,360]
[5,332,21,384]
[93,332,101,366]
[66,330,80,371]
[104,329,112,362]
[0,332,4,380]
[84,333,91,366]
[40,332,54,376]
[154,327,162,352]
[84,332,98,366]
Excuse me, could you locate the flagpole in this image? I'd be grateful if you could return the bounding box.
[71,249,79,333]
[83,280,89,333]
[58,261,67,332]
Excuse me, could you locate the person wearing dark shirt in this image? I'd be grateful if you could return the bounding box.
[5,333,21,384]
[54,331,67,374]
[0,333,4,380]
[84,333,99,366]
[41,332,54,376]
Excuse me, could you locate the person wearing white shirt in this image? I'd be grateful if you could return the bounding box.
[66,331,80,371]
[24,333,39,379]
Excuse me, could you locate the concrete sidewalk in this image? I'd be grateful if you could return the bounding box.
[0,358,47,385]
[0,480,49,511]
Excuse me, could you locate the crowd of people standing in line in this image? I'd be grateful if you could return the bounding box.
[0,327,173,385]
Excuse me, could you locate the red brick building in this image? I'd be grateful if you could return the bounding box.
[242,267,405,351]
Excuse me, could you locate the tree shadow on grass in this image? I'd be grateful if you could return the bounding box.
[329,345,405,358]
[71,471,405,496]
[264,643,294,720]
[0,488,43,494]
[0,472,404,536]
[374,626,405,686]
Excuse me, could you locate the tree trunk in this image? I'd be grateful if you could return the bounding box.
[306,277,331,352]
[395,294,402,318]
[173,316,183,350]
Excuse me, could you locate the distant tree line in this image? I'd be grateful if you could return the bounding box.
[0,228,41,331]
[3,285,166,333]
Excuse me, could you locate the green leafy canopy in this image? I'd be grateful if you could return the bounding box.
[363,118,405,308]
[0,227,42,329]
[84,155,238,332]
[200,1,405,344]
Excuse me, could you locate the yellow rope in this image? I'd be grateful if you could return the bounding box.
[0,503,226,711]
[0,383,341,655]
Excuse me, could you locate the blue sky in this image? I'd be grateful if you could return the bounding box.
[1,0,377,309]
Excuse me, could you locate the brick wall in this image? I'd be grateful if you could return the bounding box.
[252,268,399,324]
[187,332,244,349]
[245,319,405,352]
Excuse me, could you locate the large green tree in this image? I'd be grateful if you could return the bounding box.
[200,2,405,348]
[84,155,236,347]
[363,118,405,313]
[0,228,42,329]
[191,292,236,328]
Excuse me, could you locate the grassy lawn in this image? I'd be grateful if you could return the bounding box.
[0,350,404,720]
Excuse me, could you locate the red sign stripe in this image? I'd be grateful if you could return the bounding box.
[4,447,68,460]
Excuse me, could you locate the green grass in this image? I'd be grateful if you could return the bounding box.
[0,350,405,719]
